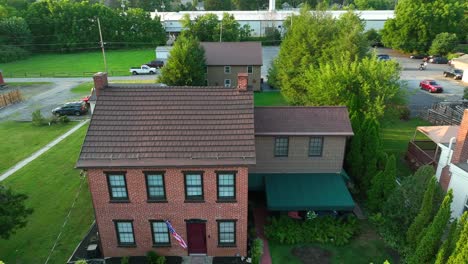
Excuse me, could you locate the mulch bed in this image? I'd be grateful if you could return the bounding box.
[105,256,182,264]
[212,257,248,264]
[291,246,332,264]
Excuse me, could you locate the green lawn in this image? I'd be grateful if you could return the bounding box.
[269,221,397,264]
[1,49,155,77]
[0,124,93,264]
[254,91,288,106]
[0,121,75,174]
[381,117,431,177]
[5,82,53,87]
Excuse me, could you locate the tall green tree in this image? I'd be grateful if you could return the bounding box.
[406,177,437,250]
[380,165,435,248]
[159,34,206,86]
[429,32,459,56]
[216,13,240,41]
[0,16,31,46]
[408,190,453,264]
[447,212,468,263]
[181,13,219,41]
[233,0,268,10]
[367,155,396,211]
[434,213,465,264]
[0,185,33,239]
[204,0,231,10]
[381,0,465,53]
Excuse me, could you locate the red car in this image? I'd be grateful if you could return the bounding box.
[419,80,443,93]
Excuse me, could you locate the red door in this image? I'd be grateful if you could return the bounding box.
[186,222,207,254]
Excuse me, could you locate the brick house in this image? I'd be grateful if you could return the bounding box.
[201,42,262,91]
[77,72,354,258]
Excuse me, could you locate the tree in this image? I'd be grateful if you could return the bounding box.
[181,13,219,41]
[408,190,453,264]
[381,0,465,53]
[0,16,31,46]
[367,155,396,211]
[204,0,231,10]
[0,185,33,239]
[159,34,206,86]
[429,32,459,56]
[233,0,268,10]
[380,165,435,248]
[447,212,468,263]
[406,177,437,249]
[215,13,241,41]
[239,24,252,40]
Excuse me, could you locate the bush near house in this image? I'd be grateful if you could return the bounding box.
[265,215,358,246]
[251,238,264,264]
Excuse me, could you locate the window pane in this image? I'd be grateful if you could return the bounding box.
[149,187,164,197]
[219,174,234,185]
[187,186,202,196]
[219,221,235,244]
[110,175,125,186]
[147,174,165,199]
[219,186,234,197]
[309,137,323,156]
[117,222,134,244]
[153,222,169,244]
[275,137,289,156]
[147,175,162,185]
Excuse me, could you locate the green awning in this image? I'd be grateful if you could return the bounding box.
[264,173,355,211]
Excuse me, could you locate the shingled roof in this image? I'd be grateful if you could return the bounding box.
[201,42,262,66]
[76,84,255,168]
[254,106,353,136]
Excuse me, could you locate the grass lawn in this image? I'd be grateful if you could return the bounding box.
[254,91,288,106]
[4,82,53,87]
[0,124,93,264]
[381,117,431,177]
[0,121,75,174]
[1,49,155,77]
[269,221,397,264]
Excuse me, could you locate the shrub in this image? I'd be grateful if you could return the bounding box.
[121,256,129,264]
[398,106,411,120]
[32,110,47,126]
[75,260,87,264]
[49,115,70,124]
[251,238,264,264]
[264,215,359,246]
[146,251,166,264]
[0,45,29,63]
[463,87,468,100]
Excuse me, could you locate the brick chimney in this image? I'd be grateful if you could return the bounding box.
[237,73,248,92]
[451,109,468,164]
[93,72,108,96]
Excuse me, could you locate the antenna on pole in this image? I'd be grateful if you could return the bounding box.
[97,17,108,73]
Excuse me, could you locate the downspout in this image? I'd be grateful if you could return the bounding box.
[446,137,456,165]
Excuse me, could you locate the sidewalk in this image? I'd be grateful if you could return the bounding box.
[253,207,272,264]
[0,120,89,181]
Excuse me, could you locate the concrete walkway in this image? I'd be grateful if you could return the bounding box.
[0,120,89,182]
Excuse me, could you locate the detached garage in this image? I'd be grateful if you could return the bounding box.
[451,55,468,83]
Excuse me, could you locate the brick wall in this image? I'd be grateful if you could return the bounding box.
[86,166,248,258]
[451,109,468,164]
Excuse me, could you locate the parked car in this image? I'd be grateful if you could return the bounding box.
[129,65,157,75]
[145,60,164,68]
[410,54,428,59]
[377,54,390,61]
[443,68,464,80]
[429,56,449,64]
[52,101,88,116]
[419,80,443,93]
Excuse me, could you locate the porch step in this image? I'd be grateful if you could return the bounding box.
[182,256,213,264]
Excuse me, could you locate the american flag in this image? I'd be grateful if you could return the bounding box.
[165,220,188,249]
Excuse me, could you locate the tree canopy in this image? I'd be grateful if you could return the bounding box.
[381,0,465,53]
[0,185,33,239]
[158,34,206,86]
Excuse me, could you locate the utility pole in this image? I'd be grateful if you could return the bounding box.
[97,17,108,73]
[219,20,223,42]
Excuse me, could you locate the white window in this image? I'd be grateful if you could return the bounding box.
[247,66,253,74]
[224,66,231,74]
[224,79,231,87]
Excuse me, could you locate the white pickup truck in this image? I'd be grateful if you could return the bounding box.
[129,65,157,75]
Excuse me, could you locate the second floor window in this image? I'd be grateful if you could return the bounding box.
[224,66,231,74]
[115,221,135,246]
[274,137,289,157]
[107,173,128,201]
[185,172,204,201]
[145,172,166,201]
[217,172,236,201]
[247,66,253,74]
[309,137,323,157]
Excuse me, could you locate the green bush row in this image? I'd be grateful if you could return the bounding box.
[0,45,29,63]
[264,215,358,246]
[251,238,264,264]
[32,110,69,126]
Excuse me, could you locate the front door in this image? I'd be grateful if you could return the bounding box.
[186,222,207,254]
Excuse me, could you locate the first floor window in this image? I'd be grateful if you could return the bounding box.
[274,137,289,157]
[151,221,170,246]
[224,79,231,87]
[107,173,128,201]
[115,221,135,246]
[309,137,323,157]
[218,220,236,246]
[247,66,253,74]
[185,173,204,200]
[217,172,236,201]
